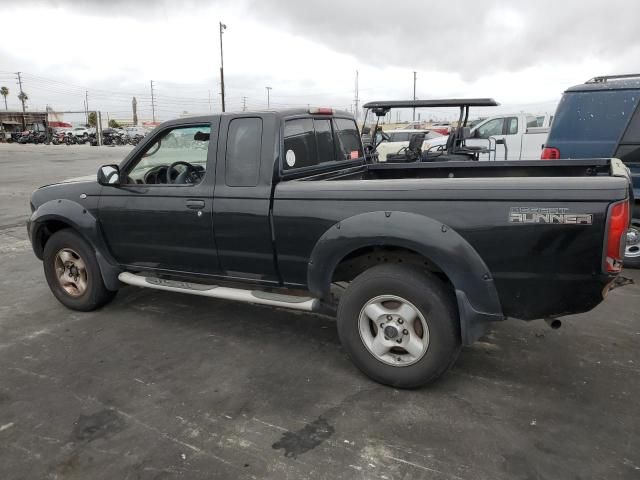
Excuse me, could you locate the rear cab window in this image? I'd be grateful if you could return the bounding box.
[283,116,363,172]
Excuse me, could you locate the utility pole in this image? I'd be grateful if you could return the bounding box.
[266,86,272,108]
[97,111,103,146]
[412,71,417,122]
[242,96,247,111]
[219,22,227,112]
[16,72,26,130]
[354,70,359,123]
[132,96,138,125]
[150,80,156,122]
[84,90,89,126]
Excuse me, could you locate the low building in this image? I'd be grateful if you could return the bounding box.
[0,110,48,134]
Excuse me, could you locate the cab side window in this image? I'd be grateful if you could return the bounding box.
[123,125,210,185]
[506,117,518,135]
[476,118,504,139]
[226,118,262,186]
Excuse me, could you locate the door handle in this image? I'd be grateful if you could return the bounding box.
[185,199,205,210]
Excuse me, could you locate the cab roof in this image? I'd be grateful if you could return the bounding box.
[154,108,354,128]
[363,99,499,109]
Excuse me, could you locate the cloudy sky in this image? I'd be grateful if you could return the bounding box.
[1,0,639,123]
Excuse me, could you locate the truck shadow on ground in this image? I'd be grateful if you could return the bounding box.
[107,285,574,393]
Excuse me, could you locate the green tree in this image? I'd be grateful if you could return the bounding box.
[108,119,121,128]
[88,111,97,127]
[0,86,8,110]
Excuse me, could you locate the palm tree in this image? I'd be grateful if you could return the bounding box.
[18,91,28,106]
[0,86,8,110]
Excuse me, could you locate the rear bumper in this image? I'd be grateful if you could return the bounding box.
[495,274,617,321]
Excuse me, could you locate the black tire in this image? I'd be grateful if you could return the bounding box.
[43,229,117,311]
[337,264,461,388]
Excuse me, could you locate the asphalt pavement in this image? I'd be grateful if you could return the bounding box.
[0,143,639,480]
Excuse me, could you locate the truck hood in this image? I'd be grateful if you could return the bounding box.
[31,174,101,211]
[59,174,96,184]
[39,174,96,189]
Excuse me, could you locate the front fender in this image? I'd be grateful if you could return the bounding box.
[307,211,504,344]
[29,199,121,290]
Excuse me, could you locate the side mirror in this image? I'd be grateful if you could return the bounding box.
[472,129,481,138]
[97,164,121,186]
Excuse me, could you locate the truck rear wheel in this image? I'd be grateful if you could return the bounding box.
[43,229,117,311]
[337,264,461,388]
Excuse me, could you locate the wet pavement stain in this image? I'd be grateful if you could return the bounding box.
[272,416,334,459]
[72,409,126,442]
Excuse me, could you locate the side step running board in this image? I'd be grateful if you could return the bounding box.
[118,272,320,312]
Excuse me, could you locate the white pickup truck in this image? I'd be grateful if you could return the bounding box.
[465,113,553,160]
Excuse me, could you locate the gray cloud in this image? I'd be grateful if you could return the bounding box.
[16,0,640,79]
[243,0,640,79]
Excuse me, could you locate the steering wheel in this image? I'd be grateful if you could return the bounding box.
[166,161,200,184]
[375,130,390,148]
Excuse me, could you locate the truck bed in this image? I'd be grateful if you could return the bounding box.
[274,158,628,321]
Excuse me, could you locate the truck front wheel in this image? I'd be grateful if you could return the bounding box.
[43,229,117,311]
[337,264,461,388]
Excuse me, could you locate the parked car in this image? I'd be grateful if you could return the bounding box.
[28,106,631,388]
[464,113,553,161]
[401,122,427,130]
[374,113,552,162]
[427,122,451,135]
[376,129,445,161]
[71,126,90,138]
[124,126,149,137]
[542,73,640,267]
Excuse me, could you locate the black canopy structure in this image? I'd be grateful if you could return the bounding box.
[362,98,499,109]
[362,98,500,142]
[361,98,502,162]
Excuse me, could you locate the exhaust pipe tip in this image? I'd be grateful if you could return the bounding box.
[544,318,562,330]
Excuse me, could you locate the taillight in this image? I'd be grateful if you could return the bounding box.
[541,147,560,159]
[604,200,630,273]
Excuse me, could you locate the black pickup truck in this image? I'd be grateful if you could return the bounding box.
[27,104,631,388]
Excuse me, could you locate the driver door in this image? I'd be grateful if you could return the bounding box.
[98,121,221,275]
[467,117,505,160]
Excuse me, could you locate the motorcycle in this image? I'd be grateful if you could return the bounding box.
[102,128,125,146]
[64,132,77,145]
[17,131,35,144]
